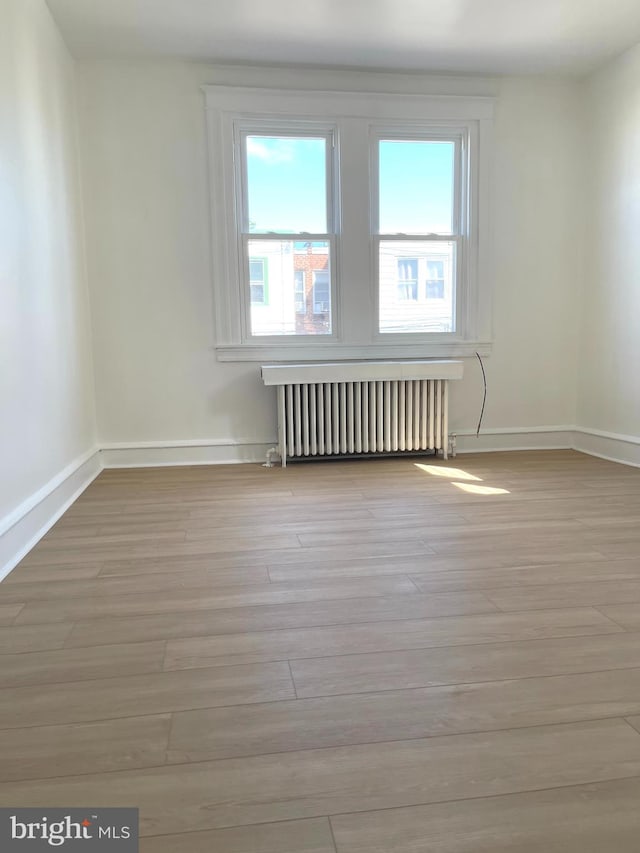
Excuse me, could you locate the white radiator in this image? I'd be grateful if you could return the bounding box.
[262,361,464,467]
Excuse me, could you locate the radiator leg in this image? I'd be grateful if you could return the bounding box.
[277,385,287,468]
[442,379,449,460]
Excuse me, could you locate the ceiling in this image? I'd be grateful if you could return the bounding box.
[46,0,640,76]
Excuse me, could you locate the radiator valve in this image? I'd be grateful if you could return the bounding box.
[263,447,280,468]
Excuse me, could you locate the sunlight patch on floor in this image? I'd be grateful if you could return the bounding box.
[414,461,511,496]
[414,464,482,482]
[452,482,511,496]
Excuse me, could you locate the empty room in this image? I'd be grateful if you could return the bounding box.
[4,0,640,850]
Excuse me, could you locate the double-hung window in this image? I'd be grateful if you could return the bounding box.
[205,84,493,360]
[240,129,336,338]
[376,135,460,335]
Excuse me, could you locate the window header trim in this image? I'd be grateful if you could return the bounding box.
[203,85,495,122]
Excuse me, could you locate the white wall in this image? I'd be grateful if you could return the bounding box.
[0,0,98,569]
[78,62,274,461]
[576,43,640,464]
[451,76,584,443]
[77,63,585,460]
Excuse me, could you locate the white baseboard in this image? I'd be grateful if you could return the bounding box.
[100,439,275,468]
[0,449,102,582]
[572,427,640,469]
[101,431,578,466]
[452,426,575,454]
[99,428,640,468]
[453,425,640,468]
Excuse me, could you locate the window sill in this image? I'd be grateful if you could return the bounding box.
[216,341,492,362]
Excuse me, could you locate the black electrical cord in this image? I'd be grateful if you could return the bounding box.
[475,351,487,437]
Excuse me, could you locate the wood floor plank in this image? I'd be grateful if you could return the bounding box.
[409,558,640,594]
[625,716,640,734]
[17,577,421,628]
[163,607,621,671]
[296,518,586,548]
[267,550,607,582]
[1,563,103,584]
[330,777,640,853]
[32,530,187,550]
[597,603,640,630]
[0,640,166,688]
[424,530,601,557]
[167,667,640,762]
[45,521,184,540]
[588,542,640,558]
[0,662,295,729]
[0,566,271,604]
[3,720,640,835]
[140,819,337,853]
[290,631,640,697]
[485,580,640,611]
[17,534,304,567]
[98,557,268,580]
[62,578,419,646]
[0,603,23,625]
[50,509,192,529]
[20,591,496,633]
[185,510,463,535]
[371,495,640,522]
[18,538,432,570]
[577,514,640,528]
[0,622,72,653]
[0,715,171,782]
[432,483,640,505]
[260,540,434,566]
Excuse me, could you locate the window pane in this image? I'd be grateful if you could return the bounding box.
[246,136,327,234]
[426,259,445,299]
[248,239,332,336]
[294,270,305,314]
[249,259,265,282]
[249,258,266,305]
[379,240,455,334]
[397,258,418,301]
[379,140,454,234]
[313,270,331,314]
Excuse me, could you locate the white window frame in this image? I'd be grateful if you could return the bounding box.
[204,84,494,362]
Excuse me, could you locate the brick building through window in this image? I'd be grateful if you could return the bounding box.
[293,241,330,334]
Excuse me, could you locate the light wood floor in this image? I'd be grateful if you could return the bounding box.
[3,449,640,850]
